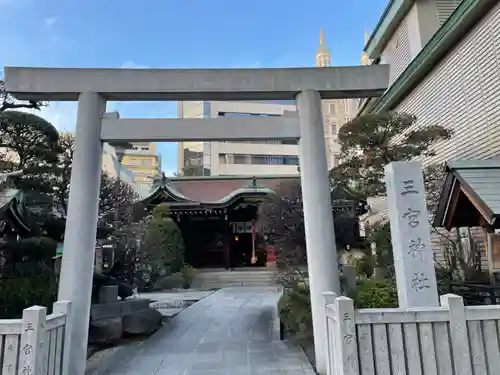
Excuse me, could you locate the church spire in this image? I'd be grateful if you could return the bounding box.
[316,29,331,68]
[361,29,370,65]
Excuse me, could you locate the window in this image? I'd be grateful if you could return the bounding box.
[126,158,139,166]
[186,157,202,166]
[329,103,336,114]
[333,154,340,167]
[331,122,337,136]
[219,154,298,166]
[222,139,298,145]
[220,112,280,118]
[234,155,248,164]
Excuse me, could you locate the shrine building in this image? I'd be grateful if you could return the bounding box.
[138,174,365,270]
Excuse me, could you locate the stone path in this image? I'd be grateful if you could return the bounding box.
[93,287,315,375]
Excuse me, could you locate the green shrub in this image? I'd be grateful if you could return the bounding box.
[142,204,185,275]
[354,254,375,278]
[180,263,198,289]
[6,236,57,265]
[350,278,398,309]
[278,283,312,339]
[0,236,58,318]
[0,263,56,318]
[278,277,399,341]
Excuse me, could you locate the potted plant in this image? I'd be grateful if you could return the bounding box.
[180,263,198,289]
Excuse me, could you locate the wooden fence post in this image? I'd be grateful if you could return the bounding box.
[53,301,73,375]
[440,294,472,375]
[333,297,359,375]
[18,305,47,375]
[323,291,337,375]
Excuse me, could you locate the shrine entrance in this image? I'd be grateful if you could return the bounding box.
[3,64,388,375]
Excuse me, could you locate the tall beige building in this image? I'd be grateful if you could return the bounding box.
[120,143,162,196]
[316,30,359,169]
[177,101,299,176]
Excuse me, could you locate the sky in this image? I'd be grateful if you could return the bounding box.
[0,0,388,176]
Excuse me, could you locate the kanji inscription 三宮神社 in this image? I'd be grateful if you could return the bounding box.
[385,161,438,308]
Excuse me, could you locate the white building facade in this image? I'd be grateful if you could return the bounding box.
[101,143,138,189]
[177,100,300,176]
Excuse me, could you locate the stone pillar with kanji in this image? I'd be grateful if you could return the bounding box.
[385,161,439,308]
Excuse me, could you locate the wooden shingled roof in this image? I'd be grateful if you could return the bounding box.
[434,159,500,230]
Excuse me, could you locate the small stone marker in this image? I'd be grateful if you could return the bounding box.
[385,161,438,308]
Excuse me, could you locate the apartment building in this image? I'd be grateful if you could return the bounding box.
[120,143,162,196]
[177,101,300,176]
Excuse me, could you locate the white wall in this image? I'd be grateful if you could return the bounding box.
[216,142,298,156]
[378,0,462,86]
[380,10,414,86]
[369,2,500,264]
[392,2,500,167]
[217,163,299,176]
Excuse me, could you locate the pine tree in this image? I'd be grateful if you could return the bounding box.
[330,112,452,198]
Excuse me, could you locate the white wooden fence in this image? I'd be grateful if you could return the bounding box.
[0,301,73,375]
[325,293,500,375]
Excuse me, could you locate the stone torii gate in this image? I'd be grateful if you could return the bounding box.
[4,65,388,375]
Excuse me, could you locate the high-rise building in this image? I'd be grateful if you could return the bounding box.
[120,143,161,196]
[315,30,358,169]
[177,101,299,176]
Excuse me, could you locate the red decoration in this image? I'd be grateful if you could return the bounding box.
[266,245,277,266]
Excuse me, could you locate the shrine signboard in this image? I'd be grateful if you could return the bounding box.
[385,161,439,308]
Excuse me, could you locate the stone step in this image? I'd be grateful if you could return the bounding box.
[196,275,276,282]
[196,278,277,285]
[194,269,278,289]
[196,271,277,279]
[199,280,277,289]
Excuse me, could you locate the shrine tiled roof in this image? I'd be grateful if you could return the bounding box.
[169,175,298,203]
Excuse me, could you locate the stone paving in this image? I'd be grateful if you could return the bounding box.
[94,287,315,375]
